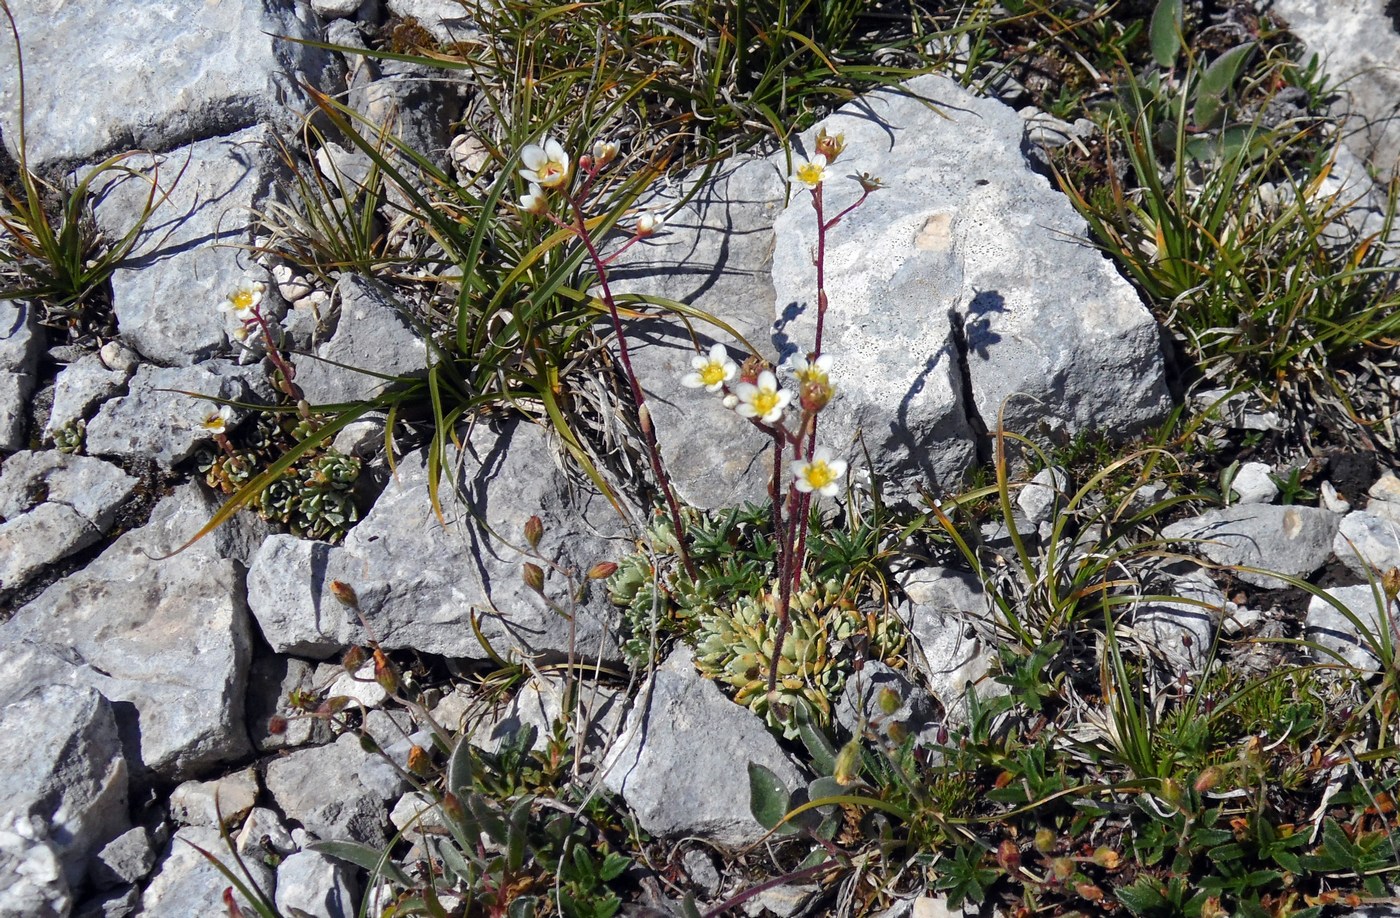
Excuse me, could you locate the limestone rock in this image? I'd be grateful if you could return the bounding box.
[1131,566,1225,673]
[771,74,1169,498]
[275,849,359,918]
[0,451,139,593]
[0,300,40,453]
[1229,462,1279,505]
[835,662,942,746]
[4,485,255,779]
[384,0,479,43]
[1333,510,1400,578]
[89,828,156,891]
[1270,0,1400,173]
[0,1,339,168]
[168,769,259,829]
[1305,584,1393,671]
[0,814,72,918]
[139,827,275,918]
[294,275,428,407]
[607,157,788,509]
[90,126,287,366]
[245,653,332,753]
[45,345,139,438]
[264,734,403,845]
[85,361,257,468]
[0,652,130,889]
[601,647,803,847]
[247,419,628,662]
[1161,504,1340,589]
[898,567,999,725]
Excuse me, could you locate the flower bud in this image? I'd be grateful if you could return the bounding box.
[266,715,289,735]
[1033,828,1055,854]
[738,356,765,386]
[1158,777,1182,806]
[523,562,546,594]
[588,561,619,580]
[329,580,359,608]
[1194,766,1223,794]
[407,744,433,777]
[524,515,544,549]
[1075,883,1105,902]
[373,649,400,694]
[1091,847,1120,869]
[1050,857,1075,881]
[799,378,833,413]
[636,211,664,236]
[877,687,901,716]
[440,792,466,825]
[884,721,907,744]
[815,127,846,163]
[857,172,885,192]
[996,839,1021,873]
[342,645,368,672]
[833,738,862,786]
[1384,567,1400,602]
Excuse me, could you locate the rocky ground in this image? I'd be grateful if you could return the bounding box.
[3,1,1400,917]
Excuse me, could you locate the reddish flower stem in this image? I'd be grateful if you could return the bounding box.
[568,196,697,580]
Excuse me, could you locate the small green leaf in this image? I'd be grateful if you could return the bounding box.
[679,895,704,918]
[747,762,792,831]
[305,840,413,887]
[1193,43,1255,128]
[795,702,838,776]
[1149,0,1183,68]
[446,734,474,797]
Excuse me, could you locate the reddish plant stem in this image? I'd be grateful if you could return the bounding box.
[569,197,697,580]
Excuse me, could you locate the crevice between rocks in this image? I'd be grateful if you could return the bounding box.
[946,307,991,468]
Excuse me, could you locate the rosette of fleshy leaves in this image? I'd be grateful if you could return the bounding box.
[255,450,362,543]
[693,577,906,738]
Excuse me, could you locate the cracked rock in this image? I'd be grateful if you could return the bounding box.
[1162,504,1340,589]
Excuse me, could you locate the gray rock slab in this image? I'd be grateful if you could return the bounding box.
[45,344,139,437]
[138,826,275,918]
[263,733,403,845]
[247,419,629,661]
[897,567,999,725]
[0,815,72,918]
[90,126,288,365]
[472,674,624,761]
[0,673,130,890]
[0,1,339,168]
[350,59,465,174]
[1161,504,1340,588]
[0,299,40,451]
[385,0,479,43]
[4,484,255,779]
[90,828,156,891]
[1334,510,1400,578]
[1306,583,1394,671]
[1230,462,1279,505]
[0,451,139,591]
[771,74,1169,498]
[85,361,256,468]
[601,647,803,847]
[1131,567,1225,673]
[274,849,359,918]
[835,662,942,746]
[1017,466,1067,523]
[294,274,428,407]
[1270,0,1400,174]
[607,157,789,509]
[168,768,259,829]
[245,653,333,752]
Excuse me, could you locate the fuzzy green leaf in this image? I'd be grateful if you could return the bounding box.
[1193,43,1255,128]
[747,762,793,831]
[1149,0,1183,69]
[305,840,413,887]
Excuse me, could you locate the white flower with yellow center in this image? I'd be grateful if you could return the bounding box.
[198,404,235,436]
[792,447,847,497]
[220,280,265,320]
[519,137,571,190]
[680,343,738,392]
[787,353,833,386]
[733,370,791,425]
[794,153,828,189]
[635,211,665,236]
[518,183,549,215]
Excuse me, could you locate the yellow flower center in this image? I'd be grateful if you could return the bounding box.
[699,362,727,386]
[229,290,255,312]
[796,162,825,187]
[202,415,224,431]
[802,461,836,490]
[752,390,780,416]
[538,163,567,188]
